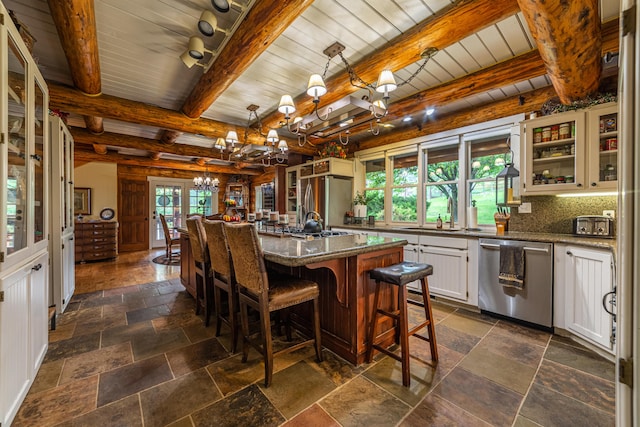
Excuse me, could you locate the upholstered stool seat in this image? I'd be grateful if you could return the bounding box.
[369,262,434,286]
[366,261,438,387]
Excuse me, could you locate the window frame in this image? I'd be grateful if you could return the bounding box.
[389,148,419,224]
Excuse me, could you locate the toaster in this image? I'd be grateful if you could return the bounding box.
[573,215,615,238]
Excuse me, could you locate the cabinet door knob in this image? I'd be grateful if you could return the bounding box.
[32,264,42,271]
[566,250,573,255]
[576,183,582,187]
[591,182,597,187]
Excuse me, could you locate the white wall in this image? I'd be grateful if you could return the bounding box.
[74,162,118,220]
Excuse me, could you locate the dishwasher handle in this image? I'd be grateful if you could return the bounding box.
[479,242,549,254]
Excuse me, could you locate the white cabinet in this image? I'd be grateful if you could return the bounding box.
[554,244,615,353]
[586,103,618,190]
[521,110,585,194]
[1,6,50,426]
[520,103,618,195]
[1,5,49,272]
[418,235,469,302]
[0,252,49,426]
[50,116,75,312]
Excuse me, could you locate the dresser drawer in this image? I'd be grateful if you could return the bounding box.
[83,250,117,260]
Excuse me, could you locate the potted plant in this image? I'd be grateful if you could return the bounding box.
[353,191,368,218]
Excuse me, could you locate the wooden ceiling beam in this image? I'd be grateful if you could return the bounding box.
[517,0,601,104]
[357,86,558,151]
[70,128,223,158]
[48,82,316,156]
[47,0,104,134]
[181,0,314,119]
[327,18,619,146]
[74,148,263,175]
[260,0,520,130]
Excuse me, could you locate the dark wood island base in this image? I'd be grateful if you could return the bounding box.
[180,230,406,365]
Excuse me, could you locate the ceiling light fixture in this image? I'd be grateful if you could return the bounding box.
[197,10,229,37]
[426,107,435,116]
[181,36,218,68]
[223,105,288,166]
[278,42,438,146]
[211,0,244,13]
[193,168,220,193]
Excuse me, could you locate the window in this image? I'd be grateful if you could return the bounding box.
[189,189,214,216]
[467,137,510,225]
[391,153,418,222]
[424,145,459,224]
[364,158,385,221]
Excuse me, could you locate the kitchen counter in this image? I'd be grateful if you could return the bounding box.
[260,233,407,266]
[178,227,407,364]
[333,224,616,251]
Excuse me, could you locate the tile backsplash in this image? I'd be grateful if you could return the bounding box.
[509,196,617,234]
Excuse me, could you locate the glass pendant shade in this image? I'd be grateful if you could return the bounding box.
[496,163,520,205]
[307,74,327,98]
[198,10,217,37]
[375,70,397,94]
[266,129,279,143]
[188,36,205,59]
[278,95,296,117]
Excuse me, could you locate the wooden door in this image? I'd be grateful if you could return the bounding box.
[118,178,148,252]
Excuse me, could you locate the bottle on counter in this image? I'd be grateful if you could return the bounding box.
[436,214,443,229]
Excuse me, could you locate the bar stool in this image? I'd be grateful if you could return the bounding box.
[366,261,438,387]
[224,223,323,387]
[186,216,213,326]
[203,219,239,352]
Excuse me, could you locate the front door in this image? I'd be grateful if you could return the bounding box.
[118,178,148,252]
[150,183,184,248]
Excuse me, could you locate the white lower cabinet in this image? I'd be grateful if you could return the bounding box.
[419,236,469,302]
[554,244,615,353]
[0,252,49,426]
[52,232,75,312]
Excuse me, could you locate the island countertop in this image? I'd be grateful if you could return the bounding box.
[259,233,407,267]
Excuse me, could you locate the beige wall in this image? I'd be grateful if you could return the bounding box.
[74,162,118,220]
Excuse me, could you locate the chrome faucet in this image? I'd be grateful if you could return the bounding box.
[446,197,455,228]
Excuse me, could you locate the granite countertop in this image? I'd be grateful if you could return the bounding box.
[333,224,616,251]
[260,234,407,267]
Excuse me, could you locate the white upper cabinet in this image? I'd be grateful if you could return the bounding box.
[1,5,49,272]
[520,102,618,196]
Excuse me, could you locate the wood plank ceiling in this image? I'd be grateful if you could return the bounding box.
[3,0,621,174]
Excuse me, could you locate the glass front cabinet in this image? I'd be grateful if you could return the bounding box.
[520,103,618,195]
[0,5,51,426]
[586,103,618,190]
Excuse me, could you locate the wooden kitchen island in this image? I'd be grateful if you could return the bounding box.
[179,230,407,365]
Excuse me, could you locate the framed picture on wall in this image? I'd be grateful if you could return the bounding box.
[74,188,92,215]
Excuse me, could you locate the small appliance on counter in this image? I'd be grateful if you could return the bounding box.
[573,215,615,238]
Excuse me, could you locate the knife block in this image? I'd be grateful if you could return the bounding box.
[494,214,510,236]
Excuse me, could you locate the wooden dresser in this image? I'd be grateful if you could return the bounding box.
[75,220,118,262]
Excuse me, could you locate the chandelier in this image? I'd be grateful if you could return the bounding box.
[193,170,220,192]
[277,42,438,146]
[223,105,288,165]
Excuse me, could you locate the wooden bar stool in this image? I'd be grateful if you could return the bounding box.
[186,216,213,326]
[366,261,438,387]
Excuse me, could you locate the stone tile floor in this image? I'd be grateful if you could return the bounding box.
[14,278,615,426]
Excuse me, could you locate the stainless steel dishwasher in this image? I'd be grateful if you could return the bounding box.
[478,239,553,329]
